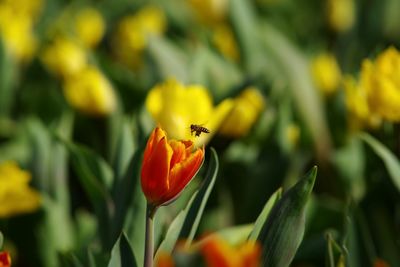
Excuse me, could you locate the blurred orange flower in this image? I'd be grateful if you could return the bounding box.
[0,251,11,267]
[141,127,204,206]
[201,235,261,267]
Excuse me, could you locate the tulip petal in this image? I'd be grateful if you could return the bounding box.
[143,127,166,162]
[141,136,173,204]
[169,140,187,169]
[166,148,204,202]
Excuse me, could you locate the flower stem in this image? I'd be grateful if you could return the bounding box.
[144,203,157,267]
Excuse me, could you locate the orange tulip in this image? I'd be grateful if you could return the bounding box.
[141,127,205,206]
[0,251,11,267]
[201,235,261,267]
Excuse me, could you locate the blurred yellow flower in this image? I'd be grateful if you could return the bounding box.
[1,0,43,20]
[145,78,234,147]
[327,0,355,33]
[213,24,240,62]
[0,161,41,218]
[0,4,38,62]
[362,47,400,122]
[63,66,117,116]
[112,5,166,69]
[74,8,105,48]
[343,76,381,130]
[189,0,229,25]
[311,52,342,96]
[219,87,265,138]
[285,123,301,148]
[41,36,87,78]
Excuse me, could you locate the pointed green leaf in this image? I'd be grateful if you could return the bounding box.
[257,166,317,267]
[179,147,219,246]
[108,233,137,267]
[359,132,400,192]
[155,148,218,260]
[248,188,282,241]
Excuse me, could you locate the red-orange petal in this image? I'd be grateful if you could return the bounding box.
[169,140,187,169]
[143,127,166,162]
[166,147,204,202]
[0,251,11,267]
[141,136,173,205]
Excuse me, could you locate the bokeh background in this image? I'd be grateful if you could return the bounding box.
[0,0,399,266]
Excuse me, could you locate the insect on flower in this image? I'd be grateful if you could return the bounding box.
[190,124,210,137]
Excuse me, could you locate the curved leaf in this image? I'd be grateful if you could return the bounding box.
[359,132,400,191]
[257,166,317,267]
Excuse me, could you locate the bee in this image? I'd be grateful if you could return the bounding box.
[190,124,210,137]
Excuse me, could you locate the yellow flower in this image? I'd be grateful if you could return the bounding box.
[74,8,105,48]
[1,0,43,20]
[343,76,381,130]
[362,47,400,122]
[0,5,38,62]
[145,78,234,147]
[112,5,166,69]
[0,161,41,218]
[41,36,87,78]
[327,0,355,33]
[285,123,301,148]
[189,0,229,25]
[63,66,117,116]
[213,24,240,62]
[311,52,342,96]
[219,87,265,138]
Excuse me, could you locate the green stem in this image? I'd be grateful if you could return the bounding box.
[144,203,157,267]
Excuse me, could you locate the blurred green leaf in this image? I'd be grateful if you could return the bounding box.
[326,232,345,267]
[0,231,3,249]
[107,233,137,267]
[333,137,366,201]
[147,35,188,82]
[179,147,219,247]
[0,37,17,117]
[257,166,317,267]
[229,0,265,75]
[359,132,400,192]
[124,183,147,266]
[59,254,85,267]
[62,140,114,249]
[248,187,282,241]
[260,22,332,161]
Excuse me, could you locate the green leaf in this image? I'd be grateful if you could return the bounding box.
[155,148,218,259]
[0,231,3,249]
[248,188,282,241]
[257,166,317,267]
[260,22,332,161]
[156,210,187,256]
[111,147,143,240]
[147,35,188,82]
[229,0,264,75]
[359,132,400,192]
[326,232,345,267]
[0,36,17,117]
[179,147,219,247]
[61,140,114,249]
[107,233,137,267]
